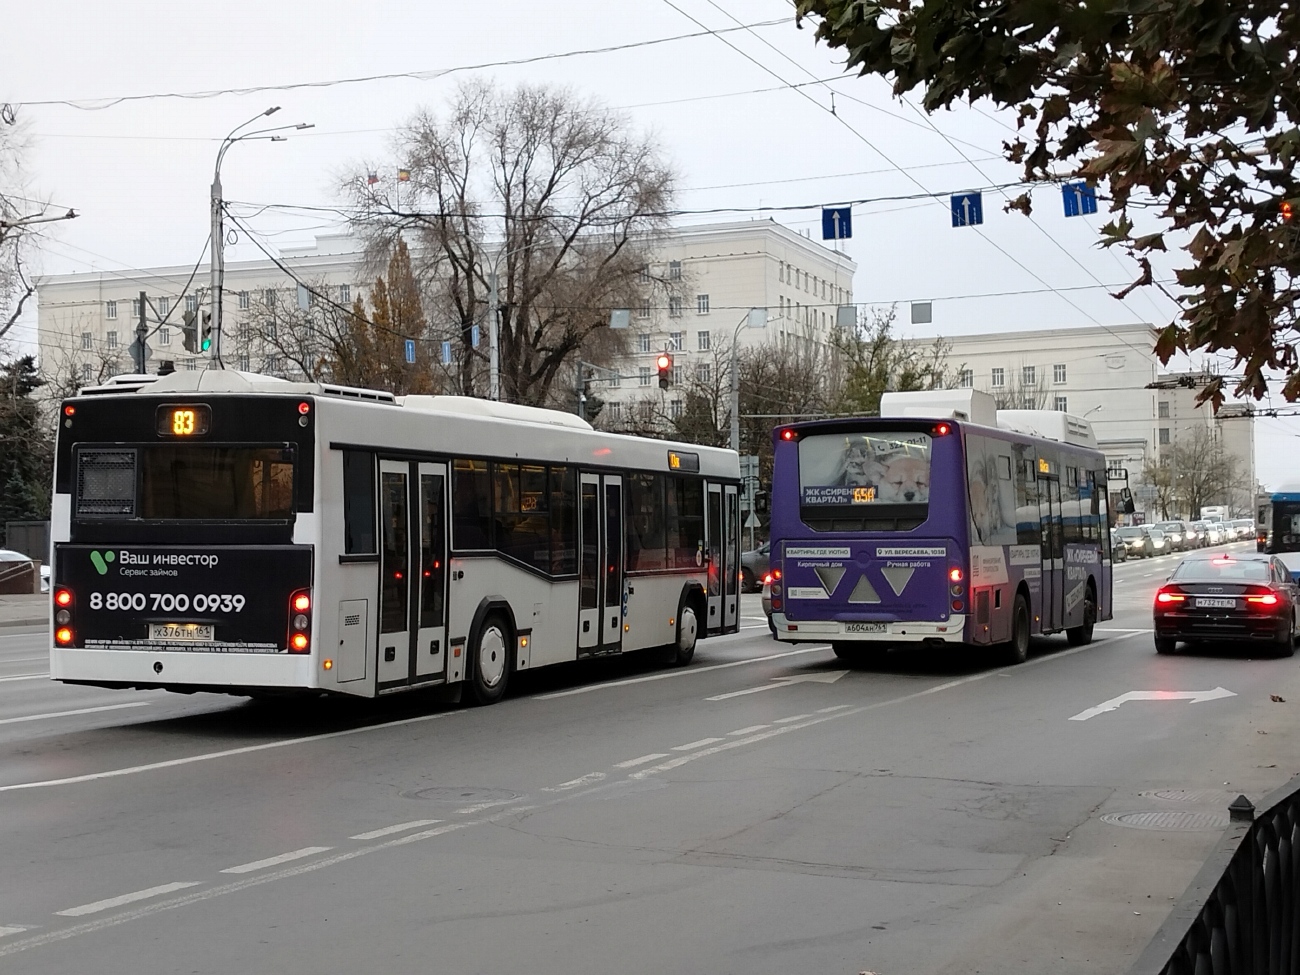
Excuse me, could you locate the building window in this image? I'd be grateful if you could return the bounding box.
[265,355,280,373]
[668,260,682,281]
[185,294,198,313]
[637,298,651,319]
[158,297,170,316]
[105,300,117,320]
[637,332,651,353]
[238,353,250,371]
[639,265,650,283]
[81,332,93,350]
[1054,395,1068,412]
[670,400,683,419]
[106,330,118,350]
[159,327,170,346]
[239,291,251,310]
[1158,401,1170,418]
[1158,427,1171,445]
[264,289,276,307]
[1021,396,1036,409]
[959,368,973,388]
[697,330,710,351]
[608,370,621,388]
[639,366,652,387]
[696,294,709,315]
[669,331,683,351]
[1053,363,1067,384]
[991,367,1005,388]
[778,261,785,283]
[238,322,250,341]
[81,363,93,382]
[695,363,710,384]
[338,284,350,305]
[668,296,682,318]
[1022,364,1036,386]
[131,298,141,319]
[608,401,622,419]
[185,357,197,371]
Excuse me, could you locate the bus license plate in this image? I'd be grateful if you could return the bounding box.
[845,622,887,633]
[1194,598,1235,609]
[149,624,215,642]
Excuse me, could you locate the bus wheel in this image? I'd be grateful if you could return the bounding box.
[469,613,512,705]
[1066,584,1096,646]
[667,604,699,667]
[1002,595,1031,665]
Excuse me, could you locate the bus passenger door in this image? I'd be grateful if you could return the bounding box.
[602,476,624,649]
[377,460,412,687]
[706,483,723,630]
[578,474,601,652]
[723,485,739,630]
[412,462,448,683]
[1041,477,1065,631]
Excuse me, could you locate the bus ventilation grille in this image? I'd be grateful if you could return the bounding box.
[975,590,990,625]
[343,614,362,627]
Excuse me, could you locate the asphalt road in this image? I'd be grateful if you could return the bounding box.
[3,541,1299,974]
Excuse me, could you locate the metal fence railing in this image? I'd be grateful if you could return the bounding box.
[1130,776,1300,975]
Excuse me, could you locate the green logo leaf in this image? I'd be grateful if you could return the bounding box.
[89,550,115,575]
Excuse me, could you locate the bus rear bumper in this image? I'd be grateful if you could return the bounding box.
[51,647,317,692]
[770,614,967,644]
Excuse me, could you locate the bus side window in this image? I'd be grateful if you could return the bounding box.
[342,450,376,554]
[453,458,492,550]
[550,466,578,575]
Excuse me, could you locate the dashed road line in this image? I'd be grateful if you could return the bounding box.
[672,737,724,751]
[0,926,29,938]
[542,772,606,792]
[817,705,852,713]
[0,702,149,726]
[727,725,769,736]
[613,753,669,769]
[454,798,523,814]
[220,847,332,875]
[773,714,813,724]
[56,882,202,917]
[350,820,441,841]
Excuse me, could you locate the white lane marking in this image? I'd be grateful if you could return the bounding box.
[672,737,724,751]
[56,882,202,917]
[0,706,461,794]
[705,669,849,701]
[817,705,853,713]
[535,645,831,700]
[773,714,813,724]
[0,926,29,938]
[727,725,769,736]
[349,820,441,841]
[454,798,523,815]
[0,702,149,726]
[220,847,332,875]
[613,753,669,769]
[541,772,606,792]
[0,673,48,683]
[1095,627,1153,633]
[1069,687,1237,722]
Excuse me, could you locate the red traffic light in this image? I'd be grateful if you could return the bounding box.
[655,353,671,370]
[1282,200,1295,222]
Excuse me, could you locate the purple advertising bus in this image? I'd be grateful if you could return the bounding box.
[767,391,1113,663]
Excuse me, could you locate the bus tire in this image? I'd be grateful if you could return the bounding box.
[1002,594,1031,665]
[1066,582,1097,647]
[667,602,699,667]
[469,612,512,705]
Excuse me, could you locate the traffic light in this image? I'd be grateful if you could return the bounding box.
[181,310,199,353]
[200,311,212,352]
[1282,200,1295,222]
[656,352,672,389]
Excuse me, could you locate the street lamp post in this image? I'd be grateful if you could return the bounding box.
[730,308,768,453]
[210,107,314,368]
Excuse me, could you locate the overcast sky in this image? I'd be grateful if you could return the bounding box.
[7,0,1297,489]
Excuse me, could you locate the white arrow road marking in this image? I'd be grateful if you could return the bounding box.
[1069,687,1237,721]
[706,670,849,701]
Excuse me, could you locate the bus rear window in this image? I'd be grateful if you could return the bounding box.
[77,445,295,520]
[798,432,932,506]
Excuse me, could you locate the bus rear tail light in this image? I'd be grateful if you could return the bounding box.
[779,428,797,441]
[55,626,74,645]
[54,588,75,637]
[288,589,312,653]
[948,566,964,596]
[932,422,952,436]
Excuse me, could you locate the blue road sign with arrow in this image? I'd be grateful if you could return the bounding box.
[404,339,416,364]
[1062,181,1098,217]
[821,207,852,240]
[951,192,983,227]
[441,341,452,365]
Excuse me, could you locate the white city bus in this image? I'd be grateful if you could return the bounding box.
[50,371,742,704]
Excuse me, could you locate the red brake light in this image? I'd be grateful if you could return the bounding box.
[298,401,311,415]
[1247,594,1280,606]
[290,633,310,651]
[55,588,73,607]
[762,572,772,586]
[63,404,76,416]
[949,567,963,583]
[293,593,311,613]
[780,428,797,441]
[1155,590,1185,604]
[1211,556,1234,564]
[933,422,951,436]
[55,627,73,644]
[772,568,782,580]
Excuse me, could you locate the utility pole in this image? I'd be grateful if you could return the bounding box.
[488,271,500,401]
[576,362,586,421]
[134,290,148,374]
[209,167,223,369]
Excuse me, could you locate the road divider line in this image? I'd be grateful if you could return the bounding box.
[350,821,441,841]
[773,714,813,724]
[541,772,606,792]
[0,702,149,726]
[454,798,523,814]
[56,882,201,917]
[614,753,668,768]
[817,705,853,713]
[220,847,332,875]
[727,725,769,736]
[535,645,830,700]
[672,737,724,751]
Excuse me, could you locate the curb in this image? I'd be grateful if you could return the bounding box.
[0,617,45,630]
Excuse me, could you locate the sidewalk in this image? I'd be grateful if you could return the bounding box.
[0,593,48,629]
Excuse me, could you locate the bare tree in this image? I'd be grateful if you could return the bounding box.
[987,363,1052,411]
[1139,457,1178,520]
[348,80,673,407]
[834,306,953,416]
[1168,426,1238,518]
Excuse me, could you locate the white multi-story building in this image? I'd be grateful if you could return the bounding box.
[932,324,1258,518]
